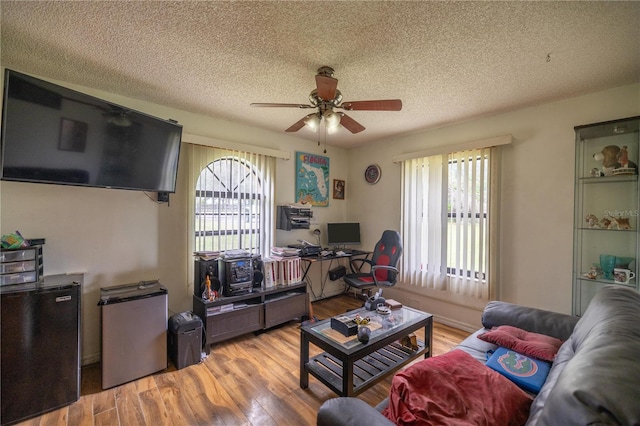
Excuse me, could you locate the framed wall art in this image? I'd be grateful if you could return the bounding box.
[295,151,330,206]
[333,179,345,199]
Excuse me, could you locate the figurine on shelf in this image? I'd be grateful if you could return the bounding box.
[617,145,629,168]
[201,275,218,301]
[593,145,621,176]
[600,217,612,228]
[593,145,638,176]
[585,214,600,228]
[611,217,632,230]
[612,144,638,175]
[584,266,599,280]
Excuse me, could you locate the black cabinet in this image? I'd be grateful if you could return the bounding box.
[193,282,308,352]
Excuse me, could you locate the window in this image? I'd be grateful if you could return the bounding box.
[401,147,497,303]
[195,157,261,252]
[188,144,275,257]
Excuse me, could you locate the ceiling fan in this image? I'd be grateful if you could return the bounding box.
[250,66,402,134]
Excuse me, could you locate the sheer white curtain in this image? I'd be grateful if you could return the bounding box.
[401,147,495,303]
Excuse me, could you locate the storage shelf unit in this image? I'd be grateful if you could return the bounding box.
[0,246,43,286]
[193,282,308,351]
[573,116,640,316]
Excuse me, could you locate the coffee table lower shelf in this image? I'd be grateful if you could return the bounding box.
[306,339,426,396]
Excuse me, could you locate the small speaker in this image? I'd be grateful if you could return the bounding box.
[194,259,218,297]
[253,270,264,288]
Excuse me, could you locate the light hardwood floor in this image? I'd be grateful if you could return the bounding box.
[17,295,470,426]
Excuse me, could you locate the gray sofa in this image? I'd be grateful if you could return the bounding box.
[317,285,640,425]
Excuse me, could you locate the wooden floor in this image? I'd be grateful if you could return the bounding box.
[17,295,470,426]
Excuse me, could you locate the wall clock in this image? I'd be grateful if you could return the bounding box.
[364,164,381,184]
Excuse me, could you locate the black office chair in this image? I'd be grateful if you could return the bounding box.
[343,230,402,297]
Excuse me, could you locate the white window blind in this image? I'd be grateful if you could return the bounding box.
[401,147,497,303]
[186,143,275,258]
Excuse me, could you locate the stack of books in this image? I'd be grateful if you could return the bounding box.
[222,249,251,259]
[270,246,300,257]
[194,251,220,261]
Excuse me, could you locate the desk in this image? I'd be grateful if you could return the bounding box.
[300,250,369,300]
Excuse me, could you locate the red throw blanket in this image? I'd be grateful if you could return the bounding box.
[382,349,532,426]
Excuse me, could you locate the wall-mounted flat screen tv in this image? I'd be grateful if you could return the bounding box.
[1,69,182,193]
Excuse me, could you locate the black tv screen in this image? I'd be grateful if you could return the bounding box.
[327,222,361,247]
[1,69,182,192]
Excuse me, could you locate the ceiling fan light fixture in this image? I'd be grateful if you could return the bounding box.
[304,113,321,131]
[327,125,340,135]
[323,109,341,129]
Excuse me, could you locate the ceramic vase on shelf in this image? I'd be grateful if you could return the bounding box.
[600,254,617,280]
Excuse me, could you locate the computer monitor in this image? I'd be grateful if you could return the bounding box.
[327,223,361,248]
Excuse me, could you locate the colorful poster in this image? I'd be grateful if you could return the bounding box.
[295,151,330,206]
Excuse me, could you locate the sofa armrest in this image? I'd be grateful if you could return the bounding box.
[482,301,578,341]
[317,398,394,426]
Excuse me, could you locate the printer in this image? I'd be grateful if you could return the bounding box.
[276,205,313,230]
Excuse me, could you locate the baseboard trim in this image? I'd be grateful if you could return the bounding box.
[82,353,100,367]
[431,315,478,334]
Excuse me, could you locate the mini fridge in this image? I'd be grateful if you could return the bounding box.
[1,274,81,425]
[99,281,167,389]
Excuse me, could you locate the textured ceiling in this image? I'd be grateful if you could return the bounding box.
[1,1,639,149]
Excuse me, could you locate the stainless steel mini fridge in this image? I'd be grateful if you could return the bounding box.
[99,281,167,389]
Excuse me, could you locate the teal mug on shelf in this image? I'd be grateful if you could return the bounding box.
[600,254,617,280]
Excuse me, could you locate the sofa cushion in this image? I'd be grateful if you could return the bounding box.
[381,349,532,425]
[524,335,576,425]
[318,397,394,426]
[482,301,579,341]
[456,328,502,364]
[478,325,563,362]
[529,285,640,426]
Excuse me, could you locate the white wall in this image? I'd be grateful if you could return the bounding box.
[346,83,640,330]
[0,72,350,365]
[2,70,638,362]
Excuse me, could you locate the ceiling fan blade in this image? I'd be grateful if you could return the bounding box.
[285,117,307,132]
[251,103,313,108]
[340,99,402,111]
[315,75,338,101]
[339,113,366,134]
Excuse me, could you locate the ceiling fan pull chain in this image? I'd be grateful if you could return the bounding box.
[323,123,328,154]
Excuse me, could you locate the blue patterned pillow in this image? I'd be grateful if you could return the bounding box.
[486,347,551,394]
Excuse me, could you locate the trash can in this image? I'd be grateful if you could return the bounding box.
[168,311,203,370]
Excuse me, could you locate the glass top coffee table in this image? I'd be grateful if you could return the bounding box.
[300,306,433,397]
